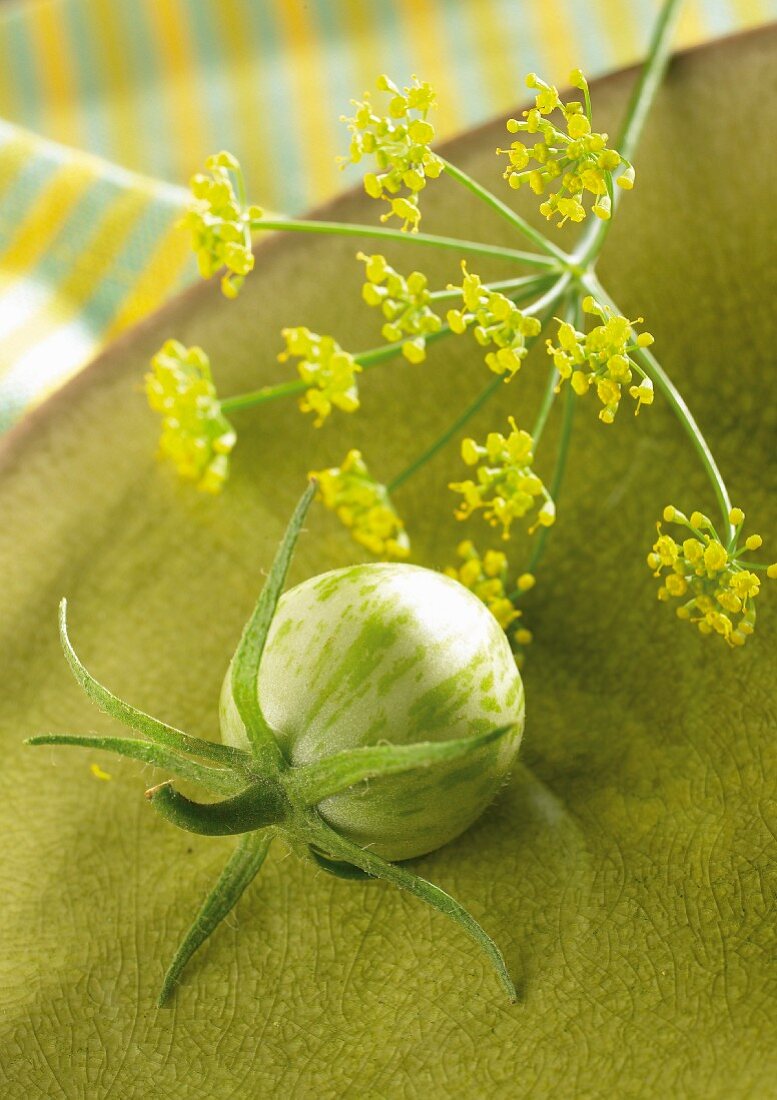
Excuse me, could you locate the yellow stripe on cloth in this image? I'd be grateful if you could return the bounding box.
[90,0,149,171]
[105,219,192,338]
[273,0,342,202]
[0,129,41,195]
[143,0,210,183]
[0,186,158,415]
[25,0,83,151]
[394,0,466,133]
[0,161,98,289]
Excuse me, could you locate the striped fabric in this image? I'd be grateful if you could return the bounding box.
[0,0,774,428]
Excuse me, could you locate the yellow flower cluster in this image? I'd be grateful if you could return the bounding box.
[145,340,236,493]
[340,75,443,231]
[648,506,777,646]
[449,418,555,539]
[497,71,633,226]
[446,262,542,380]
[358,252,442,363]
[278,327,362,427]
[546,295,654,423]
[184,152,262,299]
[445,542,535,654]
[312,450,410,559]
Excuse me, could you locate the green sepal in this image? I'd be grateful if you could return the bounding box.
[146,780,288,836]
[26,734,242,795]
[59,598,249,769]
[306,816,516,1002]
[307,848,370,880]
[289,724,515,806]
[230,481,316,765]
[158,830,273,1007]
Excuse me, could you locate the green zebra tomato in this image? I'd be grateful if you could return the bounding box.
[220,562,525,861]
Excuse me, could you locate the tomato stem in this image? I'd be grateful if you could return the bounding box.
[146,780,287,836]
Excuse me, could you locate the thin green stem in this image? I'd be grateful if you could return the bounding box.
[530,364,561,450]
[387,377,500,493]
[158,830,273,1006]
[615,0,685,166]
[439,156,568,262]
[530,295,577,449]
[221,378,306,414]
[221,275,556,416]
[575,0,684,266]
[249,216,559,268]
[524,383,576,578]
[583,272,734,542]
[388,276,569,493]
[428,273,551,304]
[509,298,580,594]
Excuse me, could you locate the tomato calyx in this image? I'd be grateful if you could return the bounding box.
[30,483,519,1007]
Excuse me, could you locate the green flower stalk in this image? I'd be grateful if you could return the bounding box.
[145,0,774,653]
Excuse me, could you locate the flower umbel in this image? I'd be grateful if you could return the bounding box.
[358,252,442,363]
[446,262,542,380]
[278,328,362,426]
[444,261,541,382]
[340,75,443,231]
[648,506,776,646]
[497,70,634,225]
[145,340,236,493]
[444,541,534,659]
[312,449,410,559]
[183,152,262,298]
[546,295,654,422]
[449,418,555,539]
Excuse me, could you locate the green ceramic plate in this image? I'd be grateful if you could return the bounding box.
[1,30,774,1099]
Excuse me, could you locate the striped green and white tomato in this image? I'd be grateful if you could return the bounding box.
[220,562,525,861]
